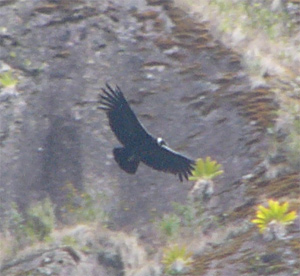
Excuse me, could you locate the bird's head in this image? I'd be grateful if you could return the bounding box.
[157,137,167,147]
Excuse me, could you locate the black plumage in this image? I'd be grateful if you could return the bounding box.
[99,84,195,181]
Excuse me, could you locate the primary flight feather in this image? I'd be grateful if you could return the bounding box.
[99,84,195,181]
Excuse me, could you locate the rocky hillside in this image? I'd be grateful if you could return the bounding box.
[0,0,299,275]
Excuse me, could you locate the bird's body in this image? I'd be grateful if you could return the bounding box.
[99,84,194,181]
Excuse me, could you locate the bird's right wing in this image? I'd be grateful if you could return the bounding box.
[99,84,151,146]
[140,143,195,181]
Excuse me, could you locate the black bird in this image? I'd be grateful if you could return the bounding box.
[99,84,195,181]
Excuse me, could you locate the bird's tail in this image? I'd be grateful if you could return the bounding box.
[113,147,139,174]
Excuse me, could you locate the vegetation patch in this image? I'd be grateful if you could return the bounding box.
[60,182,109,225]
[251,199,297,239]
[159,214,181,241]
[0,71,18,88]
[162,244,193,274]
[1,198,55,257]
[189,157,223,181]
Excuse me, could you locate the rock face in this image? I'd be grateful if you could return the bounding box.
[0,0,267,228]
[0,0,299,275]
[1,225,161,276]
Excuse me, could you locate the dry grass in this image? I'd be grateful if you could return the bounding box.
[174,0,300,78]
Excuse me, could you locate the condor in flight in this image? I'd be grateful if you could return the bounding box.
[99,84,195,181]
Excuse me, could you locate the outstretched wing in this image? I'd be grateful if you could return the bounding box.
[140,144,195,181]
[99,84,151,146]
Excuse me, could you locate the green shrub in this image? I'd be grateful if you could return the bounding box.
[60,182,109,225]
[6,202,25,244]
[62,235,78,247]
[2,198,56,253]
[159,214,181,240]
[24,197,56,242]
[171,199,219,233]
[172,199,202,227]
[0,71,18,87]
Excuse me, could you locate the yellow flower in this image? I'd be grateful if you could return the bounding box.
[162,244,193,274]
[189,157,223,181]
[251,199,297,233]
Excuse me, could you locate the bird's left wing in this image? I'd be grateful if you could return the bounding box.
[140,144,195,181]
[99,84,151,146]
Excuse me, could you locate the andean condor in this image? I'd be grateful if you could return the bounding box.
[99,84,195,181]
